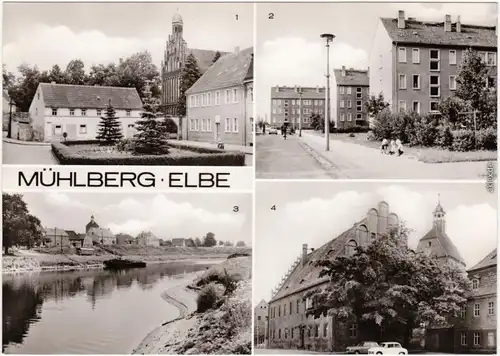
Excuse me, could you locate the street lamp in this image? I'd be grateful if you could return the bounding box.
[298,87,303,137]
[320,33,335,151]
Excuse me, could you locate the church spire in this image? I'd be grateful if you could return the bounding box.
[433,193,446,232]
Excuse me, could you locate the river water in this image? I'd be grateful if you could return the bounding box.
[2,262,214,354]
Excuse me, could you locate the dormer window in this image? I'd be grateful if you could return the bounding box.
[52,108,58,116]
[81,109,87,116]
[126,110,131,116]
[472,279,479,289]
[69,109,75,116]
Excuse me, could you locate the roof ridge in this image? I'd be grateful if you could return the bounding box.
[40,82,137,90]
[380,17,496,29]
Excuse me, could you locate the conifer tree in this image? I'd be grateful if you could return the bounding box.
[212,51,221,64]
[177,53,201,118]
[134,83,169,154]
[96,100,123,145]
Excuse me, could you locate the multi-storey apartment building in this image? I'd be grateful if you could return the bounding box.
[29,83,143,142]
[185,47,253,147]
[269,86,325,129]
[334,66,369,129]
[369,10,497,115]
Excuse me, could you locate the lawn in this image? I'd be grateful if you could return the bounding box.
[68,144,199,158]
[319,131,497,163]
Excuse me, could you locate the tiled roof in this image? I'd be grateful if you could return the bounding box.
[419,226,466,265]
[334,69,369,86]
[244,54,254,82]
[39,83,143,110]
[44,227,69,236]
[380,18,497,48]
[138,231,158,239]
[186,47,253,94]
[65,230,83,240]
[271,86,326,100]
[87,227,115,238]
[188,48,228,74]
[468,248,497,272]
[270,219,364,303]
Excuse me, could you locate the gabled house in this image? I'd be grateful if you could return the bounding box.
[185,47,254,147]
[137,231,160,247]
[44,227,70,247]
[29,83,143,142]
[87,227,116,245]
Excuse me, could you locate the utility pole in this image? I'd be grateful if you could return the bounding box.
[7,97,13,139]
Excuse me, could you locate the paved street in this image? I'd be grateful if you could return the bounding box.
[255,349,453,355]
[296,132,495,180]
[256,134,332,179]
[3,141,58,165]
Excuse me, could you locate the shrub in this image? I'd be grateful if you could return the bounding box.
[334,125,370,134]
[197,283,219,312]
[412,115,439,147]
[372,109,394,140]
[476,127,497,151]
[51,142,246,166]
[452,130,475,151]
[436,125,454,149]
[115,138,137,152]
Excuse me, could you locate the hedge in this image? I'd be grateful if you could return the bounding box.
[51,142,246,166]
[333,125,370,134]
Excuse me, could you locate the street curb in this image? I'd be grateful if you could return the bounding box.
[297,137,351,179]
[3,138,51,147]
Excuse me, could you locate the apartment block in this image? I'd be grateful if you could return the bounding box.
[334,66,369,129]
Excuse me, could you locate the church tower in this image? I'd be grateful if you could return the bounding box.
[172,12,183,36]
[433,194,446,233]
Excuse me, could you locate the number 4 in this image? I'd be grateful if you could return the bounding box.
[271,205,276,211]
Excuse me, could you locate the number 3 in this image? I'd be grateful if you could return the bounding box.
[233,206,239,212]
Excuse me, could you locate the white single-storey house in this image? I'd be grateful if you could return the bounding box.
[29,82,143,142]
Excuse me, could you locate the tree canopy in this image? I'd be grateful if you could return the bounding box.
[96,100,123,145]
[177,54,201,117]
[365,93,391,118]
[305,228,469,345]
[204,232,217,247]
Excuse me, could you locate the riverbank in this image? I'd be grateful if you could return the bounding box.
[132,255,252,354]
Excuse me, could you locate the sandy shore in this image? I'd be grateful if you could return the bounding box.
[131,270,203,355]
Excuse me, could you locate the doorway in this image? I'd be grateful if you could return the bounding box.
[215,122,221,142]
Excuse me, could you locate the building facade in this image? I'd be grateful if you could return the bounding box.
[172,238,188,247]
[29,83,143,142]
[137,231,160,247]
[267,202,400,352]
[369,10,497,115]
[269,86,325,129]
[44,227,70,247]
[334,66,370,129]
[161,13,226,117]
[185,47,254,146]
[255,299,269,345]
[87,227,116,245]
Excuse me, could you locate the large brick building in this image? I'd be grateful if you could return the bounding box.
[369,10,497,115]
[267,201,400,352]
[161,13,226,117]
[333,66,369,129]
[269,86,325,129]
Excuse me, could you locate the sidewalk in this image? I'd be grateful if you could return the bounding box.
[176,139,254,155]
[3,137,51,146]
[299,132,495,179]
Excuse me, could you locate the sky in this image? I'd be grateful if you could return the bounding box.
[256,2,498,120]
[254,182,497,303]
[2,2,253,73]
[19,192,252,244]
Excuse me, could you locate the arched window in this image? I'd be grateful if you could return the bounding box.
[367,209,378,233]
[356,225,369,246]
[344,239,358,256]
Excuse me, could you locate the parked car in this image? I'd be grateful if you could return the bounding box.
[347,341,380,354]
[368,342,408,355]
[268,128,278,135]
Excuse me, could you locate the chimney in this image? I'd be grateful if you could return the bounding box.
[302,244,308,266]
[456,16,461,33]
[316,85,319,93]
[444,14,452,32]
[341,65,346,76]
[234,46,240,53]
[398,10,405,29]
[276,86,280,92]
[294,85,298,93]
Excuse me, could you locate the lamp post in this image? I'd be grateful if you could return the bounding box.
[320,33,335,151]
[7,97,14,139]
[298,88,303,137]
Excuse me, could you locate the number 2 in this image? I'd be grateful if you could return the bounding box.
[269,12,274,19]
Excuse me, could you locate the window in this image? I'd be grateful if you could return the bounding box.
[283,303,286,316]
[55,125,62,135]
[356,87,362,98]
[225,118,231,133]
[449,75,457,90]
[430,49,440,71]
[196,95,201,107]
[340,87,345,95]
[412,101,420,114]
[399,74,407,89]
[430,75,440,97]
[398,47,407,63]
[128,124,134,129]
[225,90,230,104]
[488,301,495,315]
[340,113,345,122]
[81,109,87,116]
[412,48,420,63]
[207,93,212,106]
[289,301,292,315]
[487,332,495,347]
[460,333,467,346]
[474,332,481,346]
[460,304,467,318]
[291,328,294,339]
[79,125,87,134]
[195,118,199,131]
[472,279,479,289]
[35,108,38,115]
[430,101,439,112]
[488,77,496,88]
[398,100,407,112]
[357,100,362,112]
[345,239,357,255]
[190,95,194,108]
[347,100,352,108]
[215,91,220,105]
[347,87,352,95]
[479,52,487,63]
[207,118,212,132]
[296,300,300,313]
[70,109,75,116]
[356,113,362,120]
[340,100,344,108]
[347,113,352,122]
[201,118,206,131]
[487,52,496,66]
[126,110,131,116]
[279,329,281,339]
[233,88,238,103]
[412,74,420,89]
[449,50,457,65]
[250,87,253,102]
[474,303,480,317]
[323,323,328,337]
[37,92,40,100]
[278,305,281,317]
[349,324,357,338]
[52,108,58,116]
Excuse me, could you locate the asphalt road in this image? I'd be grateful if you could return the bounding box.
[255,349,453,355]
[3,141,58,165]
[255,134,331,179]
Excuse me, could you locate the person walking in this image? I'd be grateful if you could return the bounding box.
[282,125,287,140]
